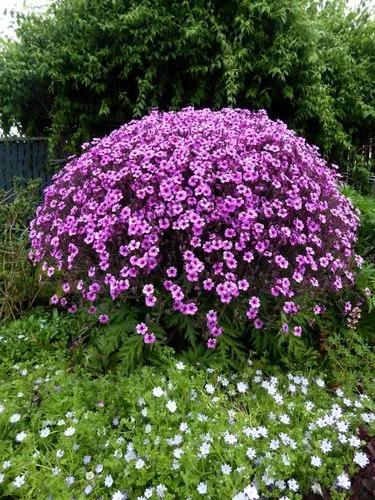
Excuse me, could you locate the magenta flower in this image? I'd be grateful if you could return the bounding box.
[98,314,110,324]
[136,323,148,335]
[293,326,302,337]
[144,333,156,344]
[50,295,59,305]
[207,338,217,349]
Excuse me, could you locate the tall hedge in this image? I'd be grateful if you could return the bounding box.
[0,0,374,187]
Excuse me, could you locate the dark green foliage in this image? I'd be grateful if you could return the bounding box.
[0,181,44,323]
[0,0,374,187]
[343,185,375,261]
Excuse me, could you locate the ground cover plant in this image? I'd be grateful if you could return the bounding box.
[0,313,374,499]
[29,108,365,356]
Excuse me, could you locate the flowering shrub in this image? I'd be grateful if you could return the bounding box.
[0,320,374,499]
[30,108,361,347]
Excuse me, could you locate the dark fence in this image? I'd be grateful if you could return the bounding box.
[0,137,66,192]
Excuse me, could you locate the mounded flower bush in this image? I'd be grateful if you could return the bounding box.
[30,108,361,348]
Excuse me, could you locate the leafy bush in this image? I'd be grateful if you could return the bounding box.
[0,0,374,187]
[30,108,362,354]
[0,318,374,499]
[0,181,45,323]
[342,185,375,263]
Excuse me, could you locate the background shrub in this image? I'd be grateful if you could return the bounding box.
[0,0,374,188]
[0,181,46,323]
[30,108,362,357]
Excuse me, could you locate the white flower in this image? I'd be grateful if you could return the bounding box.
[287,479,299,492]
[15,431,27,442]
[246,447,256,459]
[152,387,164,397]
[40,428,51,438]
[179,422,189,432]
[312,483,323,495]
[199,442,211,458]
[232,494,247,500]
[223,431,237,445]
[171,459,180,470]
[141,408,148,417]
[86,471,95,481]
[354,451,369,468]
[2,460,11,469]
[0,473,4,484]
[84,485,93,495]
[104,474,113,487]
[57,419,65,426]
[0,404,4,413]
[144,488,154,498]
[66,476,75,486]
[221,463,232,475]
[9,413,21,423]
[320,438,332,454]
[96,464,104,474]
[176,361,185,370]
[348,435,361,448]
[112,492,126,500]
[166,400,177,413]
[64,427,76,437]
[56,449,64,458]
[316,378,325,387]
[336,472,351,489]
[173,448,184,459]
[135,459,145,469]
[197,482,207,495]
[269,439,280,450]
[205,384,215,394]
[237,382,248,393]
[279,413,290,424]
[13,475,26,488]
[311,456,322,467]
[243,485,259,499]
[156,484,167,497]
[52,467,60,476]
[337,420,349,433]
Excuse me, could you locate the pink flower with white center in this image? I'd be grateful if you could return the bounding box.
[142,284,154,296]
[144,333,156,344]
[50,295,59,305]
[98,314,109,324]
[136,323,148,335]
[293,326,302,337]
[249,296,260,309]
[207,338,217,349]
[166,267,177,277]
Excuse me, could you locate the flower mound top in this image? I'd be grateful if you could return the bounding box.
[30,108,360,345]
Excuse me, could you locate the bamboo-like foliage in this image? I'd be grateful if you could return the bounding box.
[0,0,374,187]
